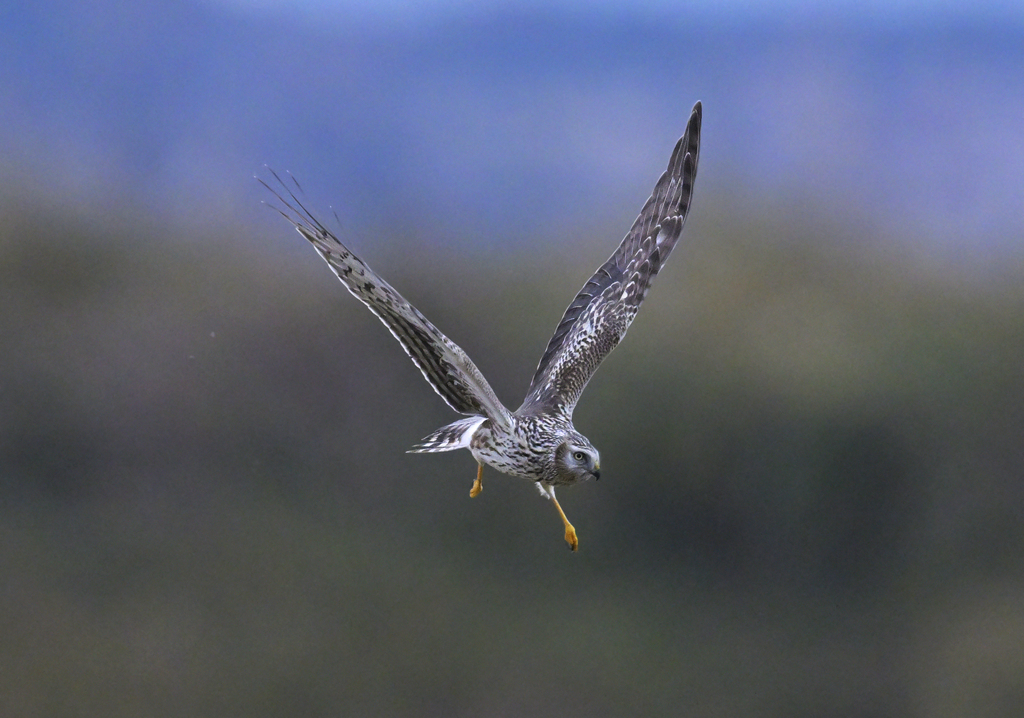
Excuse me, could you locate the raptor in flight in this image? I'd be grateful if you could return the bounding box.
[265,102,701,551]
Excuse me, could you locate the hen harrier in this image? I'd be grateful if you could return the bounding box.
[265,102,701,551]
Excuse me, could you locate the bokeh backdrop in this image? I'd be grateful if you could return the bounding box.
[2,1,1023,716]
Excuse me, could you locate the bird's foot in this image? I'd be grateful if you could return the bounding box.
[564,523,578,552]
[545,487,578,552]
[469,463,483,498]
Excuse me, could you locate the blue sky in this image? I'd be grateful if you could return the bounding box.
[208,0,1024,26]
[3,0,1022,258]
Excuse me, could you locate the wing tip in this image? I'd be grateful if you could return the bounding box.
[682,100,702,188]
[686,101,702,149]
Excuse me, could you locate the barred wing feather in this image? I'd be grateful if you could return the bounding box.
[519,102,701,418]
[264,176,513,428]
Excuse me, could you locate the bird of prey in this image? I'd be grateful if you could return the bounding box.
[264,102,701,551]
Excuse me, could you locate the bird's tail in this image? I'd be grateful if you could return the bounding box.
[408,417,487,453]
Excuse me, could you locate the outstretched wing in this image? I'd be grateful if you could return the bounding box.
[263,172,512,428]
[519,101,701,418]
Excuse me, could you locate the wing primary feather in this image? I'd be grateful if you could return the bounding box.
[263,171,512,426]
[519,101,701,417]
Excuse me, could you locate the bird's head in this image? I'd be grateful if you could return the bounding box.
[555,433,601,483]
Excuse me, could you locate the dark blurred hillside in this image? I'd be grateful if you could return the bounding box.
[2,196,1023,716]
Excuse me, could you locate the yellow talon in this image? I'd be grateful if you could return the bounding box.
[546,489,578,552]
[564,523,578,552]
[469,463,483,498]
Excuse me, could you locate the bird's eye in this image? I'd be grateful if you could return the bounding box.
[573,451,586,462]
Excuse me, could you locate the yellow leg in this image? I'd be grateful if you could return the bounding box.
[469,463,484,498]
[549,492,578,552]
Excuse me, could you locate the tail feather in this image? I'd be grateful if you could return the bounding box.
[408,417,487,454]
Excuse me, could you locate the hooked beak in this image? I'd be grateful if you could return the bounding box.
[592,464,601,481]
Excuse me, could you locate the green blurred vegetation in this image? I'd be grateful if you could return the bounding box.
[2,195,1023,717]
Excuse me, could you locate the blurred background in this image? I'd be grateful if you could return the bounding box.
[2,0,1023,715]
